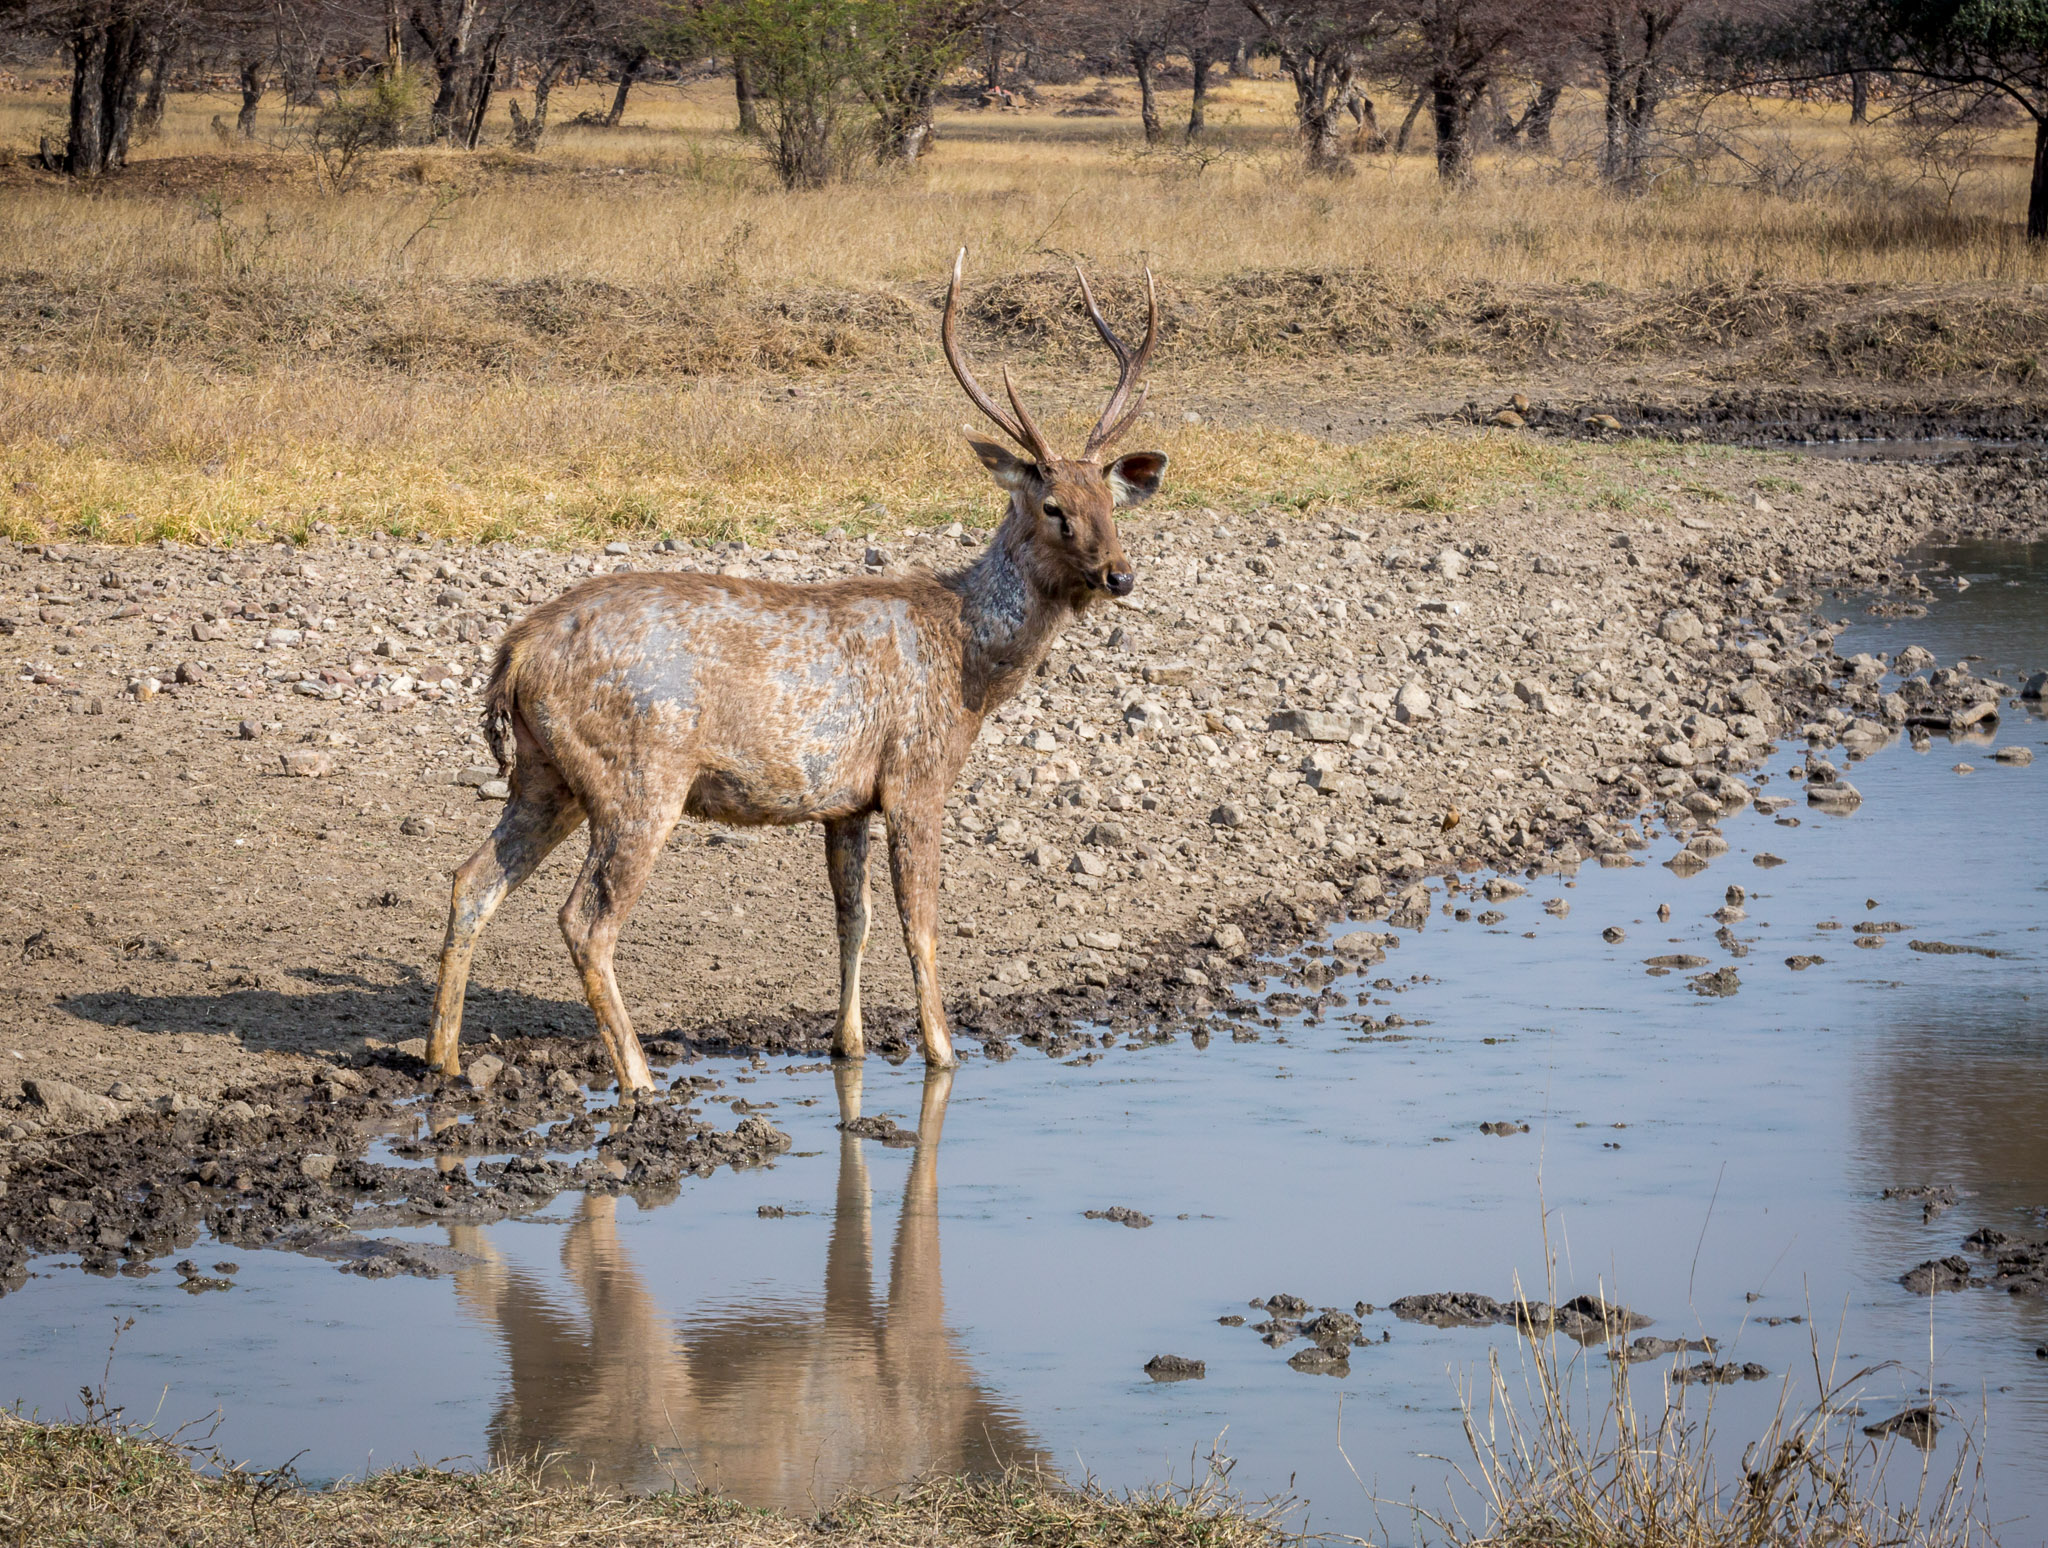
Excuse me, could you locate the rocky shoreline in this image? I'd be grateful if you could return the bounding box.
[2,437,2046,1291]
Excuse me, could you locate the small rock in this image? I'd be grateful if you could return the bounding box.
[465,1053,506,1091]
[23,1076,120,1127]
[1602,926,1625,943]
[300,1153,338,1182]
[280,749,334,778]
[1144,1354,1206,1381]
[400,815,437,838]
[1993,745,2033,765]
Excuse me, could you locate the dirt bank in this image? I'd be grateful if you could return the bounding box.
[2,432,2046,1291]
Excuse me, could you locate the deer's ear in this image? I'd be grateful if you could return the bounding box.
[1107,450,1167,507]
[965,434,1035,492]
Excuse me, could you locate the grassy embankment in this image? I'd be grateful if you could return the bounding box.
[1,73,2045,549]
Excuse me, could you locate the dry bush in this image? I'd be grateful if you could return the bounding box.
[1393,1289,1999,1548]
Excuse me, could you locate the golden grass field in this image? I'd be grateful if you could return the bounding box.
[1,69,2043,548]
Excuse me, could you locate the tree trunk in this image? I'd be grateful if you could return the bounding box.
[1230,37,1250,77]
[1395,88,1427,153]
[465,31,502,148]
[385,0,404,73]
[2029,114,2048,241]
[1187,52,1209,137]
[1133,45,1161,143]
[983,25,1002,93]
[605,47,647,127]
[236,58,265,136]
[1431,81,1471,181]
[513,56,564,149]
[65,11,149,176]
[1598,20,1625,182]
[734,56,760,135]
[134,34,171,142]
[1523,79,1561,148]
[1849,71,1868,125]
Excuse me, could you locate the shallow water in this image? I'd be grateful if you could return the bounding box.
[4,543,2045,1542]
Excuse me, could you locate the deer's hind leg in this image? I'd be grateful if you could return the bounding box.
[557,793,687,1096]
[823,814,872,1061]
[428,756,586,1078]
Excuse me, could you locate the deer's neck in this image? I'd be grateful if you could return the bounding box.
[947,502,1077,714]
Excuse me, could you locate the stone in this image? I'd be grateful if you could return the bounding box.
[1394,681,1432,724]
[1514,680,1561,716]
[1806,781,1862,809]
[400,814,437,838]
[1144,1354,1206,1381]
[1209,923,1246,952]
[1142,662,1193,686]
[1482,878,1525,901]
[1025,844,1064,869]
[2021,671,2046,700]
[1994,745,2033,765]
[280,749,334,778]
[1271,709,1363,742]
[1602,926,1625,943]
[237,719,260,740]
[1658,610,1704,645]
[465,1053,505,1091]
[1078,930,1122,951]
[1070,850,1108,878]
[1209,803,1244,828]
[23,1076,119,1127]
[1433,547,1468,580]
[300,1153,338,1182]
[478,779,511,800]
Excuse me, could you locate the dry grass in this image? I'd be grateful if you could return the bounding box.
[0,361,1612,547]
[3,75,2045,293]
[0,1410,1282,1547]
[1404,1307,1998,1548]
[0,68,2040,550]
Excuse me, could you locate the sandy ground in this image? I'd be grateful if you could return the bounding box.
[1,431,2043,1128]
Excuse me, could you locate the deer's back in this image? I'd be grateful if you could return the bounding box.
[498,570,968,824]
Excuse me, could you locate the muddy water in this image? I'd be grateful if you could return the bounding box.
[4,543,2045,1541]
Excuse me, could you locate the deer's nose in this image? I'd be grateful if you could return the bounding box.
[1106,570,1135,597]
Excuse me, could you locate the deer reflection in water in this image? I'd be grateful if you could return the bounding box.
[445,1067,1042,1504]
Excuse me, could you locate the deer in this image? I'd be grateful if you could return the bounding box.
[424,250,1167,1095]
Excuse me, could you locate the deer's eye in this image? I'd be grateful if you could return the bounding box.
[1043,500,1064,521]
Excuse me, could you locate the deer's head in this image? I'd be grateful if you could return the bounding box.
[943,250,1166,602]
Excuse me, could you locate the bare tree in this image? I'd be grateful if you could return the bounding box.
[1380,0,1529,180]
[1241,0,1384,170]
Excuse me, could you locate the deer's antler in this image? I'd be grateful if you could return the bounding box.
[1076,261,1158,461]
[943,249,1054,465]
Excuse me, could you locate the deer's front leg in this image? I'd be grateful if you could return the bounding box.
[884,805,956,1068]
[823,815,871,1060]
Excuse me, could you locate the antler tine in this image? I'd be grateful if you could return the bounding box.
[1073,262,1132,369]
[1000,367,1055,466]
[941,248,1041,461]
[1081,265,1159,461]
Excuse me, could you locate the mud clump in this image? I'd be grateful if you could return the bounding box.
[1671,1360,1771,1384]
[0,1048,795,1295]
[1143,1353,1205,1381]
[1881,1183,1958,1222]
[1084,1206,1153,1229]
[837,1115,918,1147]
[1899,1256,1978,1293]
[1864,1407,1939,1447]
